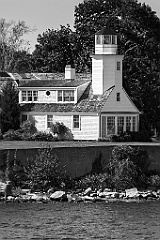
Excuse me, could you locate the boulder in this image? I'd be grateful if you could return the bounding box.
[125,188,139,198]
[83,187,92,196]
[50,191,67,201]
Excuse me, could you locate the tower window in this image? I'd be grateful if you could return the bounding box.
[117,93,120,101]
[103,35,111,44]
[117,62,121,70]
[96,35,101,44]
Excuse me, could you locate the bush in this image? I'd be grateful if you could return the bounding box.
[20,119,37,134]
[50,122,73,140]
[129,130,152,142]
[29,132,58,142]
[147,175,160,188]
[75,173,109,190]
[26,145,67,191]
[106,145,150,190]
[3,129,22,141]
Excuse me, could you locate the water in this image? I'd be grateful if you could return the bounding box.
[0,201,160,240]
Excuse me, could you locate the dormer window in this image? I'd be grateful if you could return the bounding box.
[57,90,75,102]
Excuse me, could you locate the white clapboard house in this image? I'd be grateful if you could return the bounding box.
[18,26,140,140]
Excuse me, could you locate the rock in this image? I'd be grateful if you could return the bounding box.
[50,191,67,201]
[125,188,139,198]
[83,187,92,196]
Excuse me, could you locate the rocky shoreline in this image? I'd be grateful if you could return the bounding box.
[1,187,160,203]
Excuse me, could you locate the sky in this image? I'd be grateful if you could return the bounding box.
[0,0,160,52]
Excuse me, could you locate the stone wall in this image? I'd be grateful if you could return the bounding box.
[0,144,160,178]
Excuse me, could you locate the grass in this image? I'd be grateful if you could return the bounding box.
[0,140,160,150]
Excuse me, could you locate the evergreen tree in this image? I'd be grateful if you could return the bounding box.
[1,81,20,133]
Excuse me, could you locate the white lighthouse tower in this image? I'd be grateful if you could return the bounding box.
[91,26,124,95]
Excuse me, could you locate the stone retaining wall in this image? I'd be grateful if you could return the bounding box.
[0,144,160,178]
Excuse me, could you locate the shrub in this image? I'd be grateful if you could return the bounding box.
[129,130,152,142]
[50,122,73,140]
[75,173,109,190]
[20,118,37,134]
[106,145,150,190]
[147,175,160,188]
[3,129,22,141]
[26,145,67,191]
[29,132,58,142]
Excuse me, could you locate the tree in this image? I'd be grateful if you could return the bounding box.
[74,0,160,132]
[1,81,20,133]
[0,18,34,71]
[32,25,77,72]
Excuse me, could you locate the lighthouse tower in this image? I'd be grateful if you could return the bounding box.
[91,26,124,95]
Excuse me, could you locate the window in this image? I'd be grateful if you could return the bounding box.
[112,35,116,44]
[117,93,120,101]
[103,35,111,44]
[58,90,63,102]
[73,115,80,129]
[22,91,38,102]
[47,115,53,128]
[117,61,121,70]
[64,90,74,102]
[58,90,74,102]
[33,91,38,101]
[126,117,131,132]
[107,116,115,135]
[27,91,32,101]
[102,116,106,138]
[22,91,27,101]
[96,35,101,44]
[21,114,27,123]
[117,116,124,134]
[132,117,136,131]
[46,91,50,97]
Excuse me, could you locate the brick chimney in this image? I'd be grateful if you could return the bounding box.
[65,65,75,80]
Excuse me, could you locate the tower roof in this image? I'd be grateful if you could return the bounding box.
[96,26,117,35]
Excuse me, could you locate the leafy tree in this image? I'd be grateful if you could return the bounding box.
[27,145,66,191]
[74,0,160,132]
[32,25,77,72]
[0,18,34,71]
[107,145,149,190]
[1,81,20,133]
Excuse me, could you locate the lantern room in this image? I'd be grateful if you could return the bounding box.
[95,26,118,54]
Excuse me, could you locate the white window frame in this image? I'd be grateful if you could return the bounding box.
[73,115,81,130]
[47,115,53,129]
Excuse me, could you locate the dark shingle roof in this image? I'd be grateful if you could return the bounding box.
[19,80,90,88]
[12,72,92,81]
[96,26,117,36]
[20,86,114,113]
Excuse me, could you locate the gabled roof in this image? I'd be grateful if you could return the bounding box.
[96,26,117,36]
[19,80,91,88]
[20,85,114,113]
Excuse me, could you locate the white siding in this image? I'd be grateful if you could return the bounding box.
[102,87,139,113]
[92,57,103,95]
[21,113,99,140]
[32,115,46,131]
[38,90,57,103]
[73,115,99,140]
[92,54,123,95]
